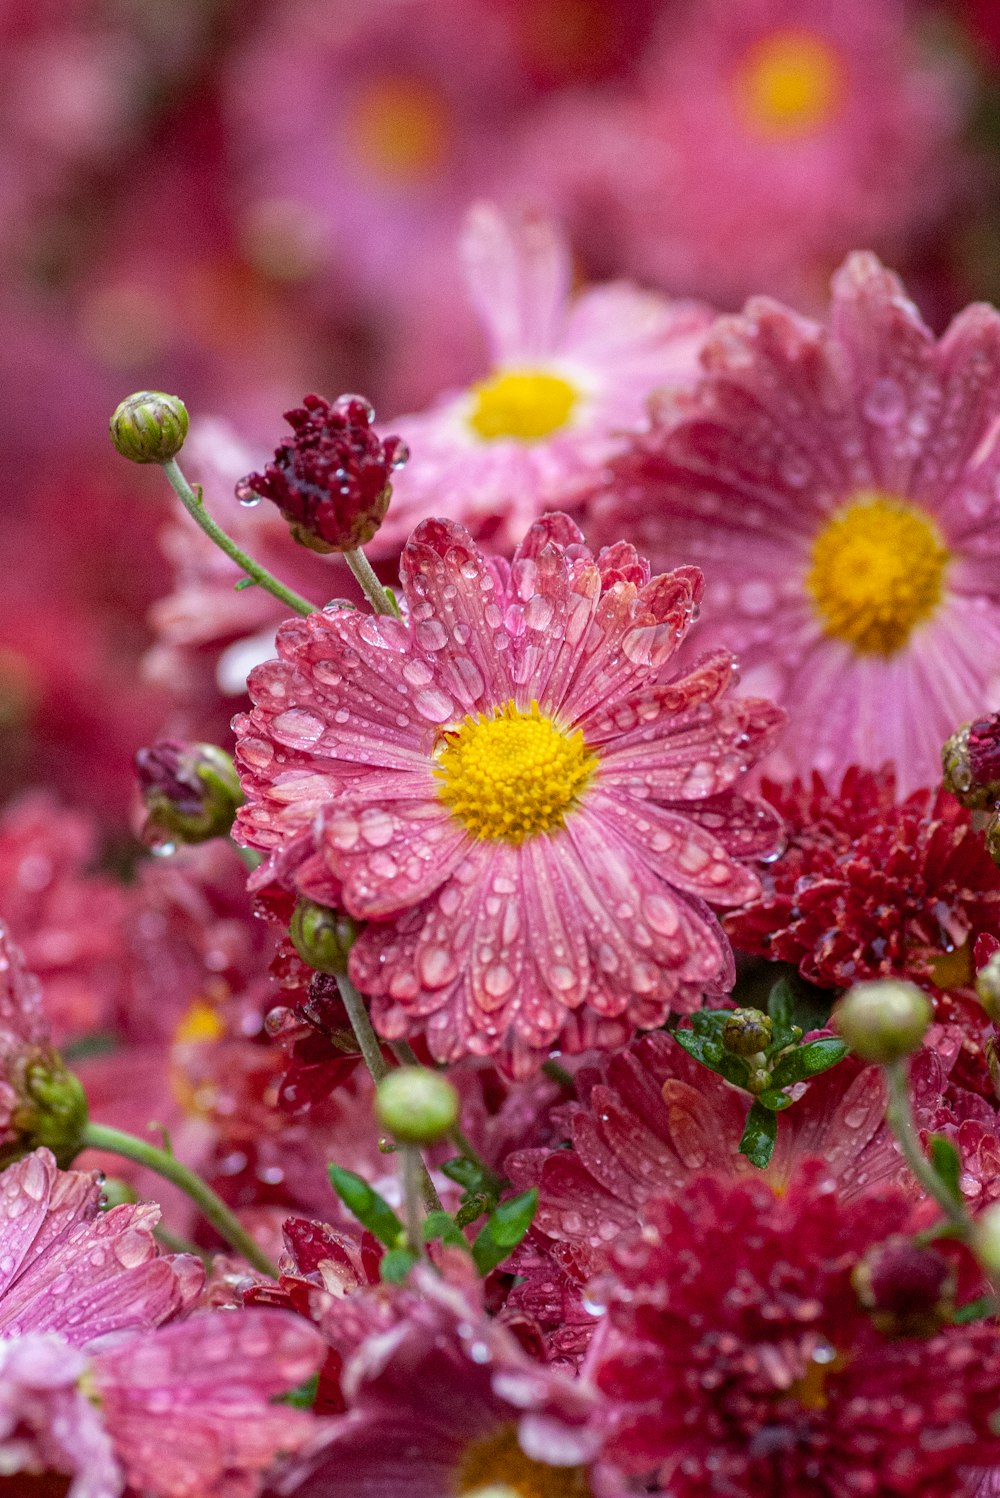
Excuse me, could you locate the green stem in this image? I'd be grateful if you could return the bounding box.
[884,1061,968,1233]
[162,458,317,619]
[81,1121,277,1277]
[344,547,400,618]
[401,1146,424,1255]
[542,1059,575,1091]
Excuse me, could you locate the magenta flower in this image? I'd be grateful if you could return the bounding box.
[267,1263,598,1498]
[591,254,1000,792]
[0,1149,324,1497]
[235,515,783,1075]
[376,202,712,554]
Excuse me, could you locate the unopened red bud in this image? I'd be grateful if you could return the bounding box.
[834,980,931,1064]
[135,740,243,847]
[375,1067,459,1145]
[236,392,407,553]
[723,1008,773,1057]
[289,900,357,976]
[942,716,1000,811]
[110,391,189,464]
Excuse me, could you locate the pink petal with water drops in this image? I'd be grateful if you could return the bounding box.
[595,696,785,802]
[0,1333,123,1498]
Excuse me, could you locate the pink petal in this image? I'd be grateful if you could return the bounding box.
[459,202,570,364]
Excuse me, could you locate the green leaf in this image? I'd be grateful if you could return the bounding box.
[672,1029,724,1073]
[380,1247,419,1283]
[928,1134,963,1206]
[715,1051,752,1089]
[739,1101,778,1168]
[440,1156,484,1188]
[769,1037,848,1089]
[753,1088,795,1112]
[953,1294,996,1325]
[472,1189,538,1275]
[689,1010,731,1036]
[767,977,796,1032]
[276,1373,319,1409]
[422,1211,468,1249]
[328,1164,405,1248]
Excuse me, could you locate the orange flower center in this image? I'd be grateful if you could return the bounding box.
[735,29,843,139]
[346,75,451,183]
[456,1425,591,1497]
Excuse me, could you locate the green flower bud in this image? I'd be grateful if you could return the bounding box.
[109,391,189,464]
[977,952,1000,1027]
[7,1055,89,1169]
[834,980,932,1064]
[722,1007,773,1057]
[135,739,243,848]
[375,1067,460,1145]
[289,900,357,976]
[973,1202,1000,1278]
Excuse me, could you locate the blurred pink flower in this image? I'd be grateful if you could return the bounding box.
[519,0,969,308]
[235,514,782,1075]
[378,202,712,554]
[590,254,1000,792]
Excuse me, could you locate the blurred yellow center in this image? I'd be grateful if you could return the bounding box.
[435,702,596,843]
[457,1425,591,1497]
[787,1347,848,1411]
[468,370,579,442]
[173,997,226,1045]
[806,495,949,656]
[347,76,450,182]
[737,29,843,138]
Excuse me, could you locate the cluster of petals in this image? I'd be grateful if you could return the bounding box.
[378,201,713,554]
[589,1165,1000,1497]
[726,765,1000,990]
[234,513,784,1075]
[0,1148,324,1497]
[589,252,1000,792]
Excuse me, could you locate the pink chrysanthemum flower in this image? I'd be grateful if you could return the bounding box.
[591,1166,1000,1498]
[267,1261,598,1498]
[0,1149,324,1497]
[234,515,784,1075]
[375,202,712,555]
[590,254,1000,792]
[519,0,967,309]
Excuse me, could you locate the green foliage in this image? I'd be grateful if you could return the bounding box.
[928,1134,963,1207]
[471,1189,538,1276]
[327,1164,405,1249]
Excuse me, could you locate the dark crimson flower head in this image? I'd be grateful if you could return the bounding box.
[237,393,408,553]
[591,1167,1000,1498]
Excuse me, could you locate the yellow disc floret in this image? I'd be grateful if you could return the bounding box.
[736,29,843,139]
[467,370,579,442]
[457,1424,592,1497]
[435,701,597,843]
[805,494,950,657]
[347,75,450,183]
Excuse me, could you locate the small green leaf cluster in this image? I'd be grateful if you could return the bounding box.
[327,1163,537,1283]
[673,978,848,1168]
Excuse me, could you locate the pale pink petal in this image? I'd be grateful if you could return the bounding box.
[596,697,785,801]
[459,201,570,364]
[319,795,471,919]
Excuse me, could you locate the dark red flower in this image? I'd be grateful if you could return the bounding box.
[591,1167,1000,1497]
[725,766,1000,991]
[238,393,407,553]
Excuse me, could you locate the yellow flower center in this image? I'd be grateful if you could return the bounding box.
[786,1344,848,1412]
[467,370,579,442]
[457,1425,591,1498]
[736,29,843,139]
[170,993,227,1116]
[435,701,597,843]
[346,75,451,183]
[805,494,950,657]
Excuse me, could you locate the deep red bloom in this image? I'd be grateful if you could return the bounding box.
[725,766,1000,990]
[238,393,407,553]
[591,1167,1000,1497]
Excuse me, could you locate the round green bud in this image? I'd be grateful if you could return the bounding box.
[110,391,189,464]
[13,1056,89,1168]
[375,1067,460,1145]
[977,952,1000,1027]
[972,1201,1000,1278]
[722,1007,773,1057]
[135,739,243,847]
[834,980,932,1064]
[289,900,357,976]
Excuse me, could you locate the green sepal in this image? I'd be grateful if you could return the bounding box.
[380,1247,419,1283]
[769,1037,848,1089]
[928,1134,963,1206]
[471,1189,538,1276]
[328,1164,405,1249]
[739,1101,778,1168]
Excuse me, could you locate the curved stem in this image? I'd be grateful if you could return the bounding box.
[344,547,400,618]
[884,1061,968,1233]
[81,1121,277,1277]
[162,458,317,619]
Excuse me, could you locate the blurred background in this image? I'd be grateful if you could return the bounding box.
[3,0,1000,832]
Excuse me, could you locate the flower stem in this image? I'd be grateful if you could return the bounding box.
[80,1120,277,1277]
[161,458,317,619]
[884,1060,968,1233]
[336,978,442,1211]
[401,1146,424,1254]
[344,547,400,618]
